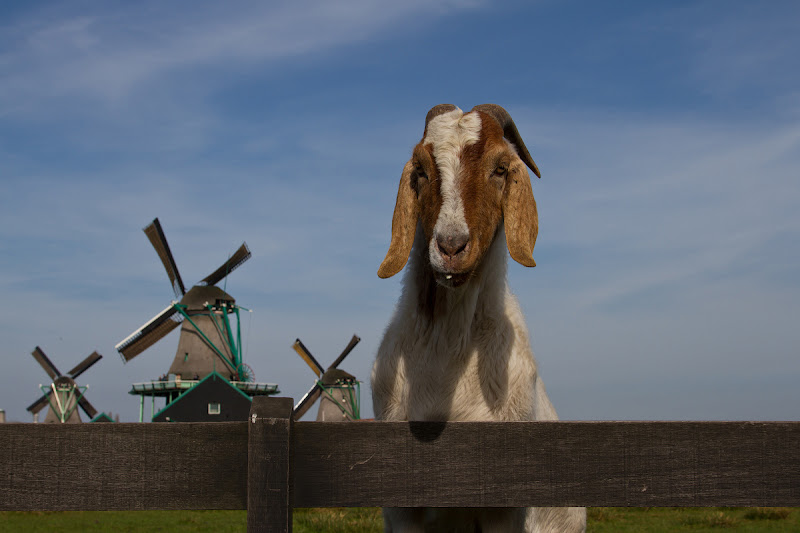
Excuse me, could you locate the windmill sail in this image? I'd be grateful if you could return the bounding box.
[330,335,361,369]
[293,386,322,420]
[77,395,98,419]
[144,218,186,298]
[66,351,102,379]
[32,346,61,381]
[26,393,51,415]
[293,339,324,377]
[200,243,251,287]
[116,305,183,362]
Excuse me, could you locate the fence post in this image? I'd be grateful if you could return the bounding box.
[248,397,295,533]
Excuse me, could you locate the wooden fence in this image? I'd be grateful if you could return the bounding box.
[1,396,798,533]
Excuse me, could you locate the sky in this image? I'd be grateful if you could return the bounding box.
[0,0,798,423]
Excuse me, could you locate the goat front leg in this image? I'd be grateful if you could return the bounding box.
[477,508,528,532]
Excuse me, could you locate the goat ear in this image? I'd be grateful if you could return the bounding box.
[378,161,419,278]
[503,162,538,267]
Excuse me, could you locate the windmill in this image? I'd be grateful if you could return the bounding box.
[116,218,278,422]
[26,346,103,423]
[292,335,361,421]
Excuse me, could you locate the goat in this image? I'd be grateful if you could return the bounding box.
[371,104,586,532]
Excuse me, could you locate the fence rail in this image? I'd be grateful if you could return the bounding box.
[1,396,799,533]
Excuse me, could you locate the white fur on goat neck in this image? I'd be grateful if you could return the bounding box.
[372,226,585,532]
[374,224,556,423]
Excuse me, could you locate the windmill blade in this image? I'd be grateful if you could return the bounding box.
[144,218,186,298]
[293,385,322,421]
[31,346,61,380]
[78,396,98,420]
[292,339,324,377]
[199,243,251,287]
[26,391,52,415]
[67,351,102,379]
[328,334,361,370]
[116,305,183,362]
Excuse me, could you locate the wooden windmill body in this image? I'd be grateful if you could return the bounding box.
[26,347,104,424]
[168,285,240,380]
[315,368,360,421]
[116,218,278,422]
[292,335,361,421]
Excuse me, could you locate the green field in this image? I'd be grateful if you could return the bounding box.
[0,507,797,532]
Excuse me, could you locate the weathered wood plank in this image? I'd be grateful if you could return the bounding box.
[0,422,248,511]
[248,397,294,533]
[292,421,800,507]
[2,416,799,512]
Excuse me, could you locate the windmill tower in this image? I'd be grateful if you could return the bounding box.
[116,218,279,422]
[26,347,103,423]
[292,335,361,421]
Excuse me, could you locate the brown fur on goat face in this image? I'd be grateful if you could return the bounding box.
[378,104,540,284]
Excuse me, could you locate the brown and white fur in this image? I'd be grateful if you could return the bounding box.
[372,104,586,532]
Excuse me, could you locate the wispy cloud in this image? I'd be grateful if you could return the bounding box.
[625,1,800,111]
[0,0,484,116]
[689,3,799,99]
[504,104,800,419]
[512,106,800,309]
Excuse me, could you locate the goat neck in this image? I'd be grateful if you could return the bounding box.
[402,222,510,331]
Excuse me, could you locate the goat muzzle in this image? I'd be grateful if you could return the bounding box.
[436,233,469,261]
[431,232,472,287]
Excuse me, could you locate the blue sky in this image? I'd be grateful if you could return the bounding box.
[1,0,798,422]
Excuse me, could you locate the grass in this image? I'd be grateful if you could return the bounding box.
[0,510,247,532]
[588,507,798,532]
[0,507,796,532]
[294,508,383,533]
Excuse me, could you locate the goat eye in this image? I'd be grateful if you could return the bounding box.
[494,165,508,177]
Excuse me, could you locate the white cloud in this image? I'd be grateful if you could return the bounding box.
[0,0,485,116]
[503,106,800,419]
[512,106,800,309]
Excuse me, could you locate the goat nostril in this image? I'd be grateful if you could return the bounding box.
[437,234,469,258]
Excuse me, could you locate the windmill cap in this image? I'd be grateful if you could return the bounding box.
[320,368,356,385]
[179,285,235,310]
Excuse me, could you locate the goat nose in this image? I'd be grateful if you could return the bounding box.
[437,233,469,259]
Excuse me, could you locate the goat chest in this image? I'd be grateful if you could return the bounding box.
[373,307,539,423]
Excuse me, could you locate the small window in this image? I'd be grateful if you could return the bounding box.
[208,402,221,415]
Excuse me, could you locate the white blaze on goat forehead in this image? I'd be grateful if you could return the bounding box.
[423,108,482,248]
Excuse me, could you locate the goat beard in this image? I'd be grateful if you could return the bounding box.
[434,269,472,288]
[424,248,476,289]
